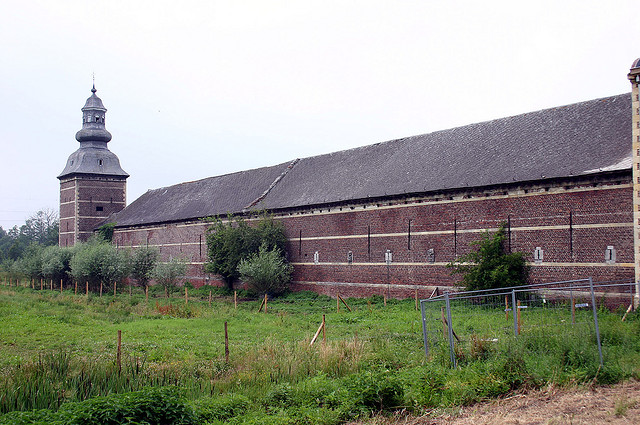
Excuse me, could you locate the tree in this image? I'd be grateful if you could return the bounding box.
[130,246,159,292]
[153,257,188,298]
[70,239,129,292]
[17,243,44,283]
[41,245,73,285]
[238,243,293,296]
[0,209,59,261]
[22,209,59,246]
[448,224,529,291]
[205,215,288,289]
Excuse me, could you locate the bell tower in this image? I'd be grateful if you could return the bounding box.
[58,86,129,246]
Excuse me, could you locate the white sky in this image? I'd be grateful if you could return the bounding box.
[0,0,638,229]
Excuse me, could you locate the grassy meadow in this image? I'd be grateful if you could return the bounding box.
[0,283,639,424]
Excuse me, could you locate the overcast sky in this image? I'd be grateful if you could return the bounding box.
[1,0,638,230]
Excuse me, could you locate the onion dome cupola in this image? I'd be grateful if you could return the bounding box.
[58,85,129,179]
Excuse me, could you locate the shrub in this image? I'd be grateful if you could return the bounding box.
[192,393,250,422]
[130,246,159,292]
[342,370,404,412]
[41,245,73,285]
[69,239,129,292]
[238,243,293,296]
[205,215,288,289]
[448,223,529,291]
[153,257,188,298]
[0,387,197,425]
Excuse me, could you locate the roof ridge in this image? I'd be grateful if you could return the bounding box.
[243,158,300,211]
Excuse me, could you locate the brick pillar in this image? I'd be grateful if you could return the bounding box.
[628,59,640,307]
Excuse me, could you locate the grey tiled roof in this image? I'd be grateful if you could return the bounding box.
[112,162,293,227]
[112,93,632,227]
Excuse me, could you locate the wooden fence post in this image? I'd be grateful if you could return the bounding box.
[322,314,326,344]
[337,293,340,313]
[117,330,122,372]
[415,289,419,311]
[114,282,117,296]
[224,321,229,363]
[86,281,89,296]
[234,291,237,310]
[505,295,509,320]
[209,290,212,307]
[338,294,352,312]
[310,316,326,347]
[185,287,188,305]
[50,279,53,291]
[75,281,78,295]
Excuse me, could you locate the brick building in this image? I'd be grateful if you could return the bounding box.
[58,86,128,247]
[61,60,640,301]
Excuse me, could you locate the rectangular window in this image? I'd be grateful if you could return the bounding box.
[534,247,543,263]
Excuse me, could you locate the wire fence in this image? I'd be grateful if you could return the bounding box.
[420,278,638,368]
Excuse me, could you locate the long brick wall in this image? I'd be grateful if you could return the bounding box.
[112,172,634,297]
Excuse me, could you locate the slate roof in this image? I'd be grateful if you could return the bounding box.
[112,162,293,227]
[112,93,632,228]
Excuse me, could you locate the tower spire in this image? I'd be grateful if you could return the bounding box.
[58,87,129,247]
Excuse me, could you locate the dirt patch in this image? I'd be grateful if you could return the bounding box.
[350,380,640,425]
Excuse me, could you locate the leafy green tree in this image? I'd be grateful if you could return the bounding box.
[69,239,129,292]
[238,243,293,296]
[17,243,44,283]
[448,224,529,291]
[41,245,74,286]
[153,257,188,298]
[21,209,59,246]
[0,209,59,261]
[205,215,288,289]
[130,246,160,292]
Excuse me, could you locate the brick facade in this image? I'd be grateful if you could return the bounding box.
[59,175,127,246]
[112,172,634,297]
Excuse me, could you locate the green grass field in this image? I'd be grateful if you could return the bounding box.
[0,284,639,424]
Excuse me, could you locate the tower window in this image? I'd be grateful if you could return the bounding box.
[98,159,103,166]
[96,206,103,212]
